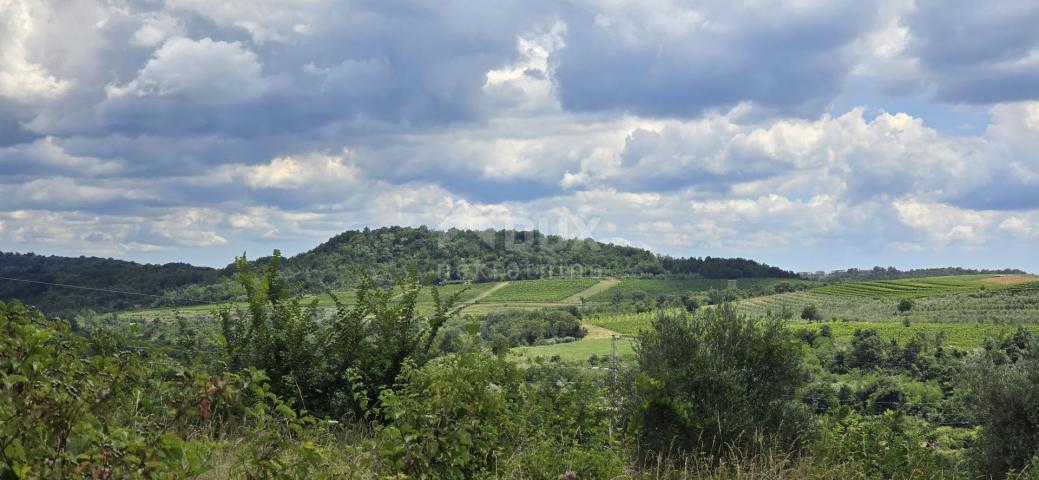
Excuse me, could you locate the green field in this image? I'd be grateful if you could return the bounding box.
[585,277,812,302]
[738,291,896,322]
[810,275,1027,299]
[798,321,1039,347]
[585,308,685,336]
[739,277,1039,324]
[511,336,636,362]
[481,278,600,302]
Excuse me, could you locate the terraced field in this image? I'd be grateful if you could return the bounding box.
[737,276,1039,323]
[810,275,991,299]
[738,291,896,322]
[585,277,812,302]
[480,278,601,302]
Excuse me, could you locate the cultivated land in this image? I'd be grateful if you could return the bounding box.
[515,274,1039,362]
[584,277,810,302]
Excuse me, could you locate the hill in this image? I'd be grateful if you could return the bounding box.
[0,252,225,314]
[273,226,797,291]
[2,226,796,314]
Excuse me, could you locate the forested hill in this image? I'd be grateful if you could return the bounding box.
[1,226,795,314]
[0,252,224,314]
[269,226,797,291]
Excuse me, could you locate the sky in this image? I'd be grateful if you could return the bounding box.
[2,0,1039,273]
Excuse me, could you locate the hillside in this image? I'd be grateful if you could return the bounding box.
[2,226,796,314]
[0,252,225,314]
[273,226,797,291]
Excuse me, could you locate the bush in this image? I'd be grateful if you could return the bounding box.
[478,309,586,351]
[898,298,915,313]
[0,300,326,479]
[376,349,517,479]
[801,304,822,322]
[814,409,951,478]
[219,252,466,418]
[624,305,812,461]
[967,340,1039,477]
[375,347,622,479]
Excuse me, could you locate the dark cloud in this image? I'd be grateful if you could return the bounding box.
[553,0,879,118]
[906,0,1039,104]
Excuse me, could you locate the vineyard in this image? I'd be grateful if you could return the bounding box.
[480,278,601,302]
[585,277,811,302]
[809,275,1025,299]
[738,291,896,322]
[586,307,686,336]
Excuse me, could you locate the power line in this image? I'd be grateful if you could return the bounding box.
[0,275,220,306]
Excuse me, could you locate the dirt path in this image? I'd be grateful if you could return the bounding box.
[468,281,509,303]
[561,278,620,304]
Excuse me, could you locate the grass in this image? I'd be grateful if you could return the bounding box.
[795,320,1039,347]
[586,308,686,336]
[510,336,635,362]
[481,278,601,302]
[585,277,813,302]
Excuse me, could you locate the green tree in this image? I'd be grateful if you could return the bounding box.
[625,305,812,461]
[897,298,915,313]
[968,340,1039,477]
[219,251,466,418]
[801,304,822,322]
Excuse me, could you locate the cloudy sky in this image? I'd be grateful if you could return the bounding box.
[2,0,1039,272]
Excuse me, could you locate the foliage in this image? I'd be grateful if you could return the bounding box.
[813,409,953,478]
[624,305,812,461]
[0,251,225,315]
[477,309,586,351]
[801,304,822,322]
[967,338,1039,477]
[374,344,622,479]
[218,251,466,418]
[0,300,326,479]
[898,297,916,313]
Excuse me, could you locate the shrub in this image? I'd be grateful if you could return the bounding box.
[0,300,325,479]
[967,340,1039,477]
[625,305,812,461]
[814,409,951,478]
[801,304,822,322]
[376,349,517,479]
[218,252,466,418]
[898,298,915,313]
[375,345,623,479]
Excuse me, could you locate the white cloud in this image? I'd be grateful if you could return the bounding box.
[484,20,567,112]
[106,37,267,103]
[239,151,359,190]
[893,199,990,246]
[131,13,184,47]
[0,0,71,101]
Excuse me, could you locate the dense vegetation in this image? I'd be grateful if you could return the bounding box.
[6,251,1039,478]
[0,252,224,314]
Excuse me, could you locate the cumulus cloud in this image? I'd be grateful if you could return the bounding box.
[0,0,71,102]
[106,37,268,103]
[3,0,1039,270]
